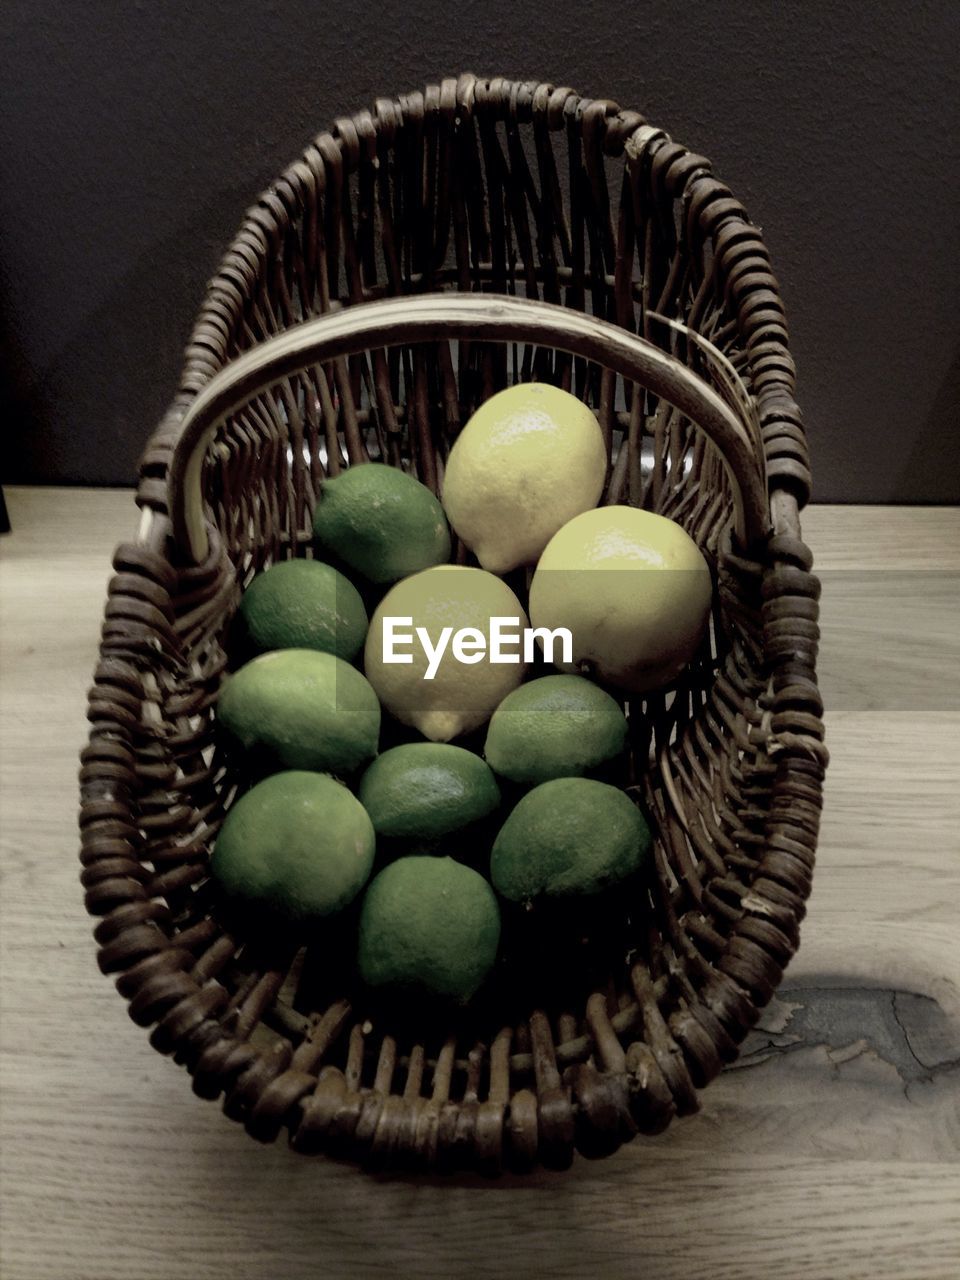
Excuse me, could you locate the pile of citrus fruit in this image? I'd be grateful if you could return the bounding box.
[212,382,713,1005]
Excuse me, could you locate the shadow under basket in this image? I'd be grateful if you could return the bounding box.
[81,76,827,1174]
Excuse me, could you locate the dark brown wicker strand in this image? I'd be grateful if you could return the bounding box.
[80,76,825,1173]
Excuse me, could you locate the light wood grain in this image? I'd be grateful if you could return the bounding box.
[1,488,958,1280]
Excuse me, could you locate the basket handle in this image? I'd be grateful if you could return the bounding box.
[166,293,770,563]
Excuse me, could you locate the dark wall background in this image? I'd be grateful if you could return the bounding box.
[2,0,958,502]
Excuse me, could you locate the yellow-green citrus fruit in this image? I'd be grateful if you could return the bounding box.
[211,771,375,920]
[441,382,607,573]
[364,565,527,742]
[357,855,501,1002]
[218,649,380,774]
[490,777,651,902]
[238,558,368,660]
[358,743,500,841]
[484,674,628,785]
[312,462,450,584]
[528,505,713,693]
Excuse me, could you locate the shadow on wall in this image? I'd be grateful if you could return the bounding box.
[893,343,960,504]
[3,185,253,489]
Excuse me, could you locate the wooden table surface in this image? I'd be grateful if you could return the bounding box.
[1,487,958,1280]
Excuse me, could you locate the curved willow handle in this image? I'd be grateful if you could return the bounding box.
[167,293,770,562]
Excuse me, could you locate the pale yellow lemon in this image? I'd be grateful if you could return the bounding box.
[442,382,607,573]
[364,565,528,741]
[528,506,713,693]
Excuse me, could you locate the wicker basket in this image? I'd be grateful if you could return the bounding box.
[80,76,827,1173]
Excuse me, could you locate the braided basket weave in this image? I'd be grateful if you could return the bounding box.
[80,76,827,1173]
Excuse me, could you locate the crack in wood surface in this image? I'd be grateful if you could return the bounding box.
[733,985,960,1090]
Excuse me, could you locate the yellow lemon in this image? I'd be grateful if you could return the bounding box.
[364,565,528,742]
[442,382,606,573]
[528,506,713,693]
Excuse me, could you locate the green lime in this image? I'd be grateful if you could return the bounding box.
[484,674,628,784]
[312,462,451,584]
[218,648,380,774]
[211,771,375,920]
[358,743,500,842]
[238,558,368,660]
[490,777,651,902]
[357,856,501,1002]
